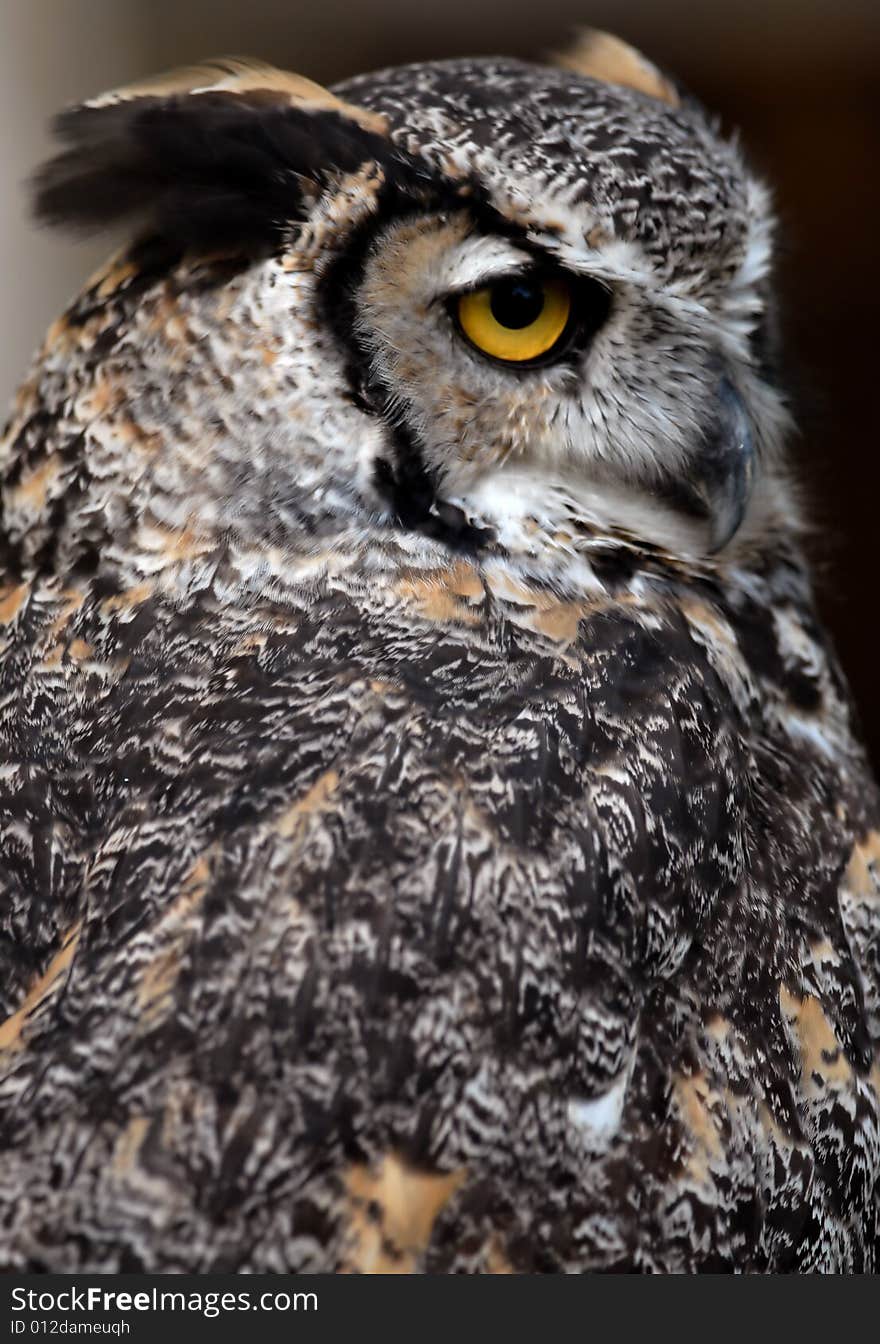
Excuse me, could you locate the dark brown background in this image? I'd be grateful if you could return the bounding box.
[3,1,879,761]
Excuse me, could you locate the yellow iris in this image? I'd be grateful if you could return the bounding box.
[456,273,572,364]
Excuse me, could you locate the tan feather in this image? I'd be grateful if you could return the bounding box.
[83,57,388,135]
[553,28,680,108]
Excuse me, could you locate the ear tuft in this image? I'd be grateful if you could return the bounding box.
[33,58,390,252]
[77,57,387,135]
[552,28,680,108]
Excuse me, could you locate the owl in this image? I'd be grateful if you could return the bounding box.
[0,28,877,1274]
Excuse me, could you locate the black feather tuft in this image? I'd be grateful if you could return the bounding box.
[33,93,397,253]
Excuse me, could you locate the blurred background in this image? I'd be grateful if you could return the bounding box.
[1,0,879,760]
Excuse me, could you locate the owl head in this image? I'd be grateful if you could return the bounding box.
[10,30,793,581]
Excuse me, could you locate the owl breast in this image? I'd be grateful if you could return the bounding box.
[0,534,875,1272]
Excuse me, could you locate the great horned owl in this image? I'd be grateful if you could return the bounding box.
[0,29,877,1274]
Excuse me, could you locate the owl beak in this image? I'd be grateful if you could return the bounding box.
[696,377,756,553]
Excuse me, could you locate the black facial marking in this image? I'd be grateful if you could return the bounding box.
[316,182,495,552]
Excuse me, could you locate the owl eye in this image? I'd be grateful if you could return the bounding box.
[453,270,610,367]
[454,272,574,365]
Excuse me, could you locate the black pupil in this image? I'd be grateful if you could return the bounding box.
[489,277,546,329]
